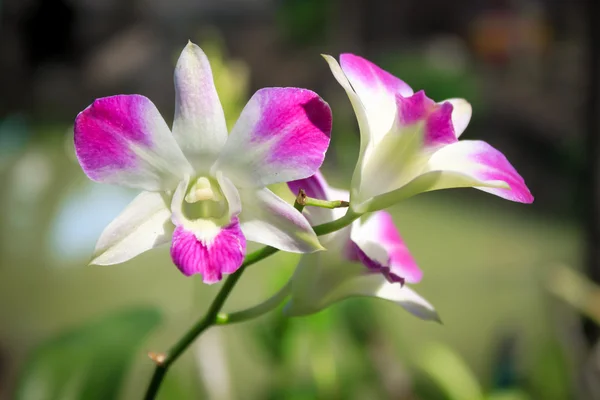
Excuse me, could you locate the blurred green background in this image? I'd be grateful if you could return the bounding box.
[0,0,597,399]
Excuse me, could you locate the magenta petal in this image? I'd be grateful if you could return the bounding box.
[396,91,456,147]
[373,212,422,284]
[352,211,423,284]
[74,94,190,190]
[287,171,328,200]
[429,140,534,204]
[338,54,413,143]
[471,142,534,203]
[170,218,246,283]
[218,88,332,187]
[340,54,413,99]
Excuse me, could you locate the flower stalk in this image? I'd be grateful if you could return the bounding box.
[143,213,358,400]
[216,281,292,325]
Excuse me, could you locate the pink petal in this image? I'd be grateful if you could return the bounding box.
[340,54,413,100]
[170,218,246,283]
[339,54,413,142]
[350,211,423,284]
[428,140,534,204]
[396,91,457,147]
[74,95,191,190]
[216,88,332,187]
[287,171,328,200]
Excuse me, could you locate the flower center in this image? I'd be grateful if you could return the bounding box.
[182,176,227,220]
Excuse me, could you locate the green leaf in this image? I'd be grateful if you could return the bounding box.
[487,389,531,400]
[15,307,161,400]
[528,341,571,400]
[414,343,484,400]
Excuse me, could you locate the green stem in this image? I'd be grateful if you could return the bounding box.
[294,197,305,213]
[143,246,276,400]
[294,188,350,210]
[313,208,361,236]
[142,210,361,399]
[304,197,349,209]
[215,281,292,325]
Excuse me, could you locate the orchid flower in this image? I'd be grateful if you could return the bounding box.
[74,42,332,283]
[323,54,533,214]
[284,172,439,321]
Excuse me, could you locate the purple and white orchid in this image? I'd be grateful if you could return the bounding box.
[74,42,332,283]
[323,54,533,213]
[284,172,439,321]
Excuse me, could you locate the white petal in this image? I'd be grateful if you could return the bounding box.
[238,187,323,252]
[169,178,188,228]
[362,168,507,213]
[370,279,440,322]
[351,122,425,211]
[216,171,242,216]
[91,191,174,265]
[364,137,536,212]
[285,253,364,317]
[172,42,228,170]
[322,55,372,148]
[331,274,440,322]
[322,55,372,200]
[425,140,533,203]
[443,98,472,138]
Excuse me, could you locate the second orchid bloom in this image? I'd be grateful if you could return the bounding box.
[323,54,533,213]
[282,54,534,319]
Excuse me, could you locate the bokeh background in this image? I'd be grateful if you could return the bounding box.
[1,0,598,399]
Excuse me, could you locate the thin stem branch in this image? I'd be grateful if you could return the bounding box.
[295,188,350,209]
[143,210,361,399]
[215,281,292,325]
[294,190,306,213]
[313,208,361,236]
[305,197,350,209]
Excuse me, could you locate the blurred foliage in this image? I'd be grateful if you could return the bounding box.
[378,51,480,111]
[15,308,161,400]
[548,265,600,324]
[276,0,333,47]
[415,343,485,400]
[528,340,571,400]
